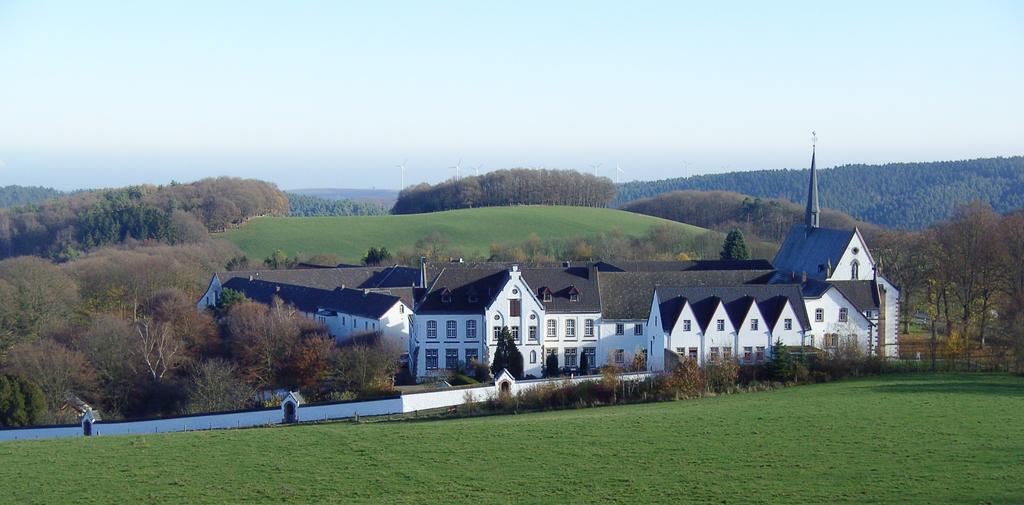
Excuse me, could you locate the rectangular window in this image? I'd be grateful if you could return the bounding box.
[683,319,692,332]
[584,319,595,338]
[688,347,698,359]
[615,323,624,335]
[510,299,521,317]
[564,347,578,367]
[815,309,824,322]
[446,320,457,339]
[755,346,765,361]
[511,326,520,342]
[709,347,719,361]
[465,348,478,365]
[723,346,732,359]
[427,320,437,338]
[565,319,576,339]
[614,349,625,365]
[493,326,502,341]
[634,323,643,336]
[466,320,477,340]
[529,326,538,341]
[546,319,557,339]
[743,346,753,361]
[750,319,759,331]
[716,319,725,331]
[426,349,438,370]
[445,349,459,370]
[583,347,596,369]
[784,318,793,331]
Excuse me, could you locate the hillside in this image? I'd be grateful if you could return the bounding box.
[615,156,1024,229]
[287,188,398,208]
[2,374,1022,504]
[219,206,722,262]
[622,190,870,243]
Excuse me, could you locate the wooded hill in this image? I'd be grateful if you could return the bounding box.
[393,169,615,214]
[0,185,64,208]
[614,156,1024,229]
[0,178,288,260]
[621,190,868,243]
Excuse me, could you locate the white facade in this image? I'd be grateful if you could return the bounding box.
[803,287,873,352]
[828,229,874,281]
[318,301,411,349]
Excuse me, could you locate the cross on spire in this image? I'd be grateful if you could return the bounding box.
[805,132,820,231]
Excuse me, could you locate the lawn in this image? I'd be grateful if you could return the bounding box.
[1,374,1022,504]
[218,205,710,261]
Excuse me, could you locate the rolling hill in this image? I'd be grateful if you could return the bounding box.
[219,205,714,262]
[614,156,1024,229]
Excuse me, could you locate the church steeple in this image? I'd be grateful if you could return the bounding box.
[805,132,820,231]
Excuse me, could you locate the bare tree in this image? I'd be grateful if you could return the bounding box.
[134,318,183,382]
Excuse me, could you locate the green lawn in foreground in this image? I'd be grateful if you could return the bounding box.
[219,205,710,261]
[2,374,1021,504]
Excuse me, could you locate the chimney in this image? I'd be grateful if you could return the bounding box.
[563,260,571,268]
[248,275,254,281]
[419,257,427,288]
[801,271,807,284]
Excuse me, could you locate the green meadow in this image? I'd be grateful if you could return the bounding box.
[2,374,1022,504]
[219,205,710,261]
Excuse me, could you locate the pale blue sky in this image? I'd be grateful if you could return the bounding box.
[1,1,1021,190]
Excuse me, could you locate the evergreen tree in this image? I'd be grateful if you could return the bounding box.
[579,352,590,375]
[362,246,393,266]
[720,229,750,261]
[766,339,794,382]
[0,374,45,427]
[490,327,524,379]
[544,352,560,378]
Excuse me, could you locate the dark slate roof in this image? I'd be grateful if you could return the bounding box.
[361,286,416,309]
[830,280,881,313]
[222,278,330,313]
[217,265,420,291]
[724,296,757,330]
[598,270,776,320]
[772,225,855,280]
[520,266,601,314]
[656,284,811,332]
[319,288,403,319]
[416,266,510,314]
[594,259,773,272]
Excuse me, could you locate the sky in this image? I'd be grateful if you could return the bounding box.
[0,1,1022,191]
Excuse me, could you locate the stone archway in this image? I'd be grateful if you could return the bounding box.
[283,402,297,424]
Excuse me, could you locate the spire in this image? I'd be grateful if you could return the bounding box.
[805,132,820,231]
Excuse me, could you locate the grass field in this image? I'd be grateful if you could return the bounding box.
[2,374,1022,504]
[218,205,710,261]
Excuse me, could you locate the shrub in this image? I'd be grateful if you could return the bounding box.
[704,359,739,394]
[664,358,705,399]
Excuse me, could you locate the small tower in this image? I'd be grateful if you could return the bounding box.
[805,132,820,231]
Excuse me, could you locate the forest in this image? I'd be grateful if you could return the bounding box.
[620,190,868,243]
[392,169,616,214]
[0,185,64,208]
[614,156,1024,229]
[285,193,389,217]
[0,178,288,260]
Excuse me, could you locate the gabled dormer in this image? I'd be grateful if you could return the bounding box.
[538,286,552,303]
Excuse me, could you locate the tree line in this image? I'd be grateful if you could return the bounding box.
[868,202,1023,370]
[285,193,389,217]
[621,190,865,243]
[614,156,1024,229]
[0,178,288,260]
[0,185,64,208]
[392,169,616,214]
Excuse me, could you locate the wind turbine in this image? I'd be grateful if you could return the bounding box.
[615,162,625,184]
[473,164,482,177]
[395,159,407,190]
[449,158,463,180]
[589,163,602,176]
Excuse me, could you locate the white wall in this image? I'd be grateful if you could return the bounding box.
[667,301,704,364]
[830,230,874,282]
[804,287,873,350]
[735,303,772,364]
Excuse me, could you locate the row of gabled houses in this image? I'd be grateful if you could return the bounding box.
[197,150,899,381]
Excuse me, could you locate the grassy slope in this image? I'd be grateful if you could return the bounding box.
[2,374,1022,504]
[219,205,709,261]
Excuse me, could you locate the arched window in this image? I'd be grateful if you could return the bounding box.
[839,308,848,322]
[851,260,860,279]
[530,350,537,364]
